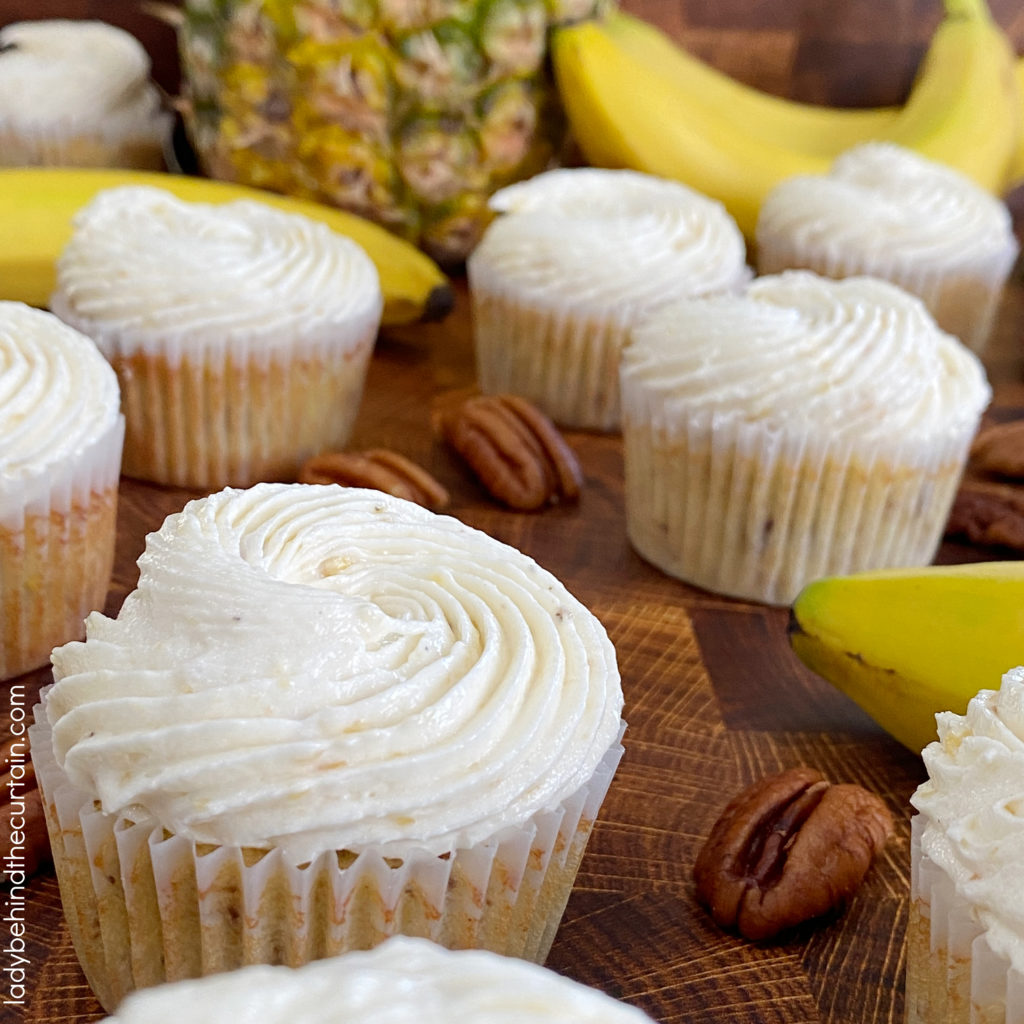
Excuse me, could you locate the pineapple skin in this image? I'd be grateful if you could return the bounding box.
[178,0,613,265]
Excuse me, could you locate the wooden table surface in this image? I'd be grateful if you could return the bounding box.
[7,2,1024,1023]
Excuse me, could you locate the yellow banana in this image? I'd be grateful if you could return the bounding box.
[551,22,824,238]
[0,167,454,327]
[603,11,900,158]
[1005,56,1024,188]
[552,0,1020,239]
[888,0,1019,190]
[789,561,1024,754]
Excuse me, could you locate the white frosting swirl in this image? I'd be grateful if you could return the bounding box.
[756,142,1017,270]
[0,20,164,137]
[47,483,623,864]
[0,301,122,518]
[50,185,383,361]
[913,667,1024,973]
[103,936,654,1023]
[469,168,750,321]
[620,271,990,455]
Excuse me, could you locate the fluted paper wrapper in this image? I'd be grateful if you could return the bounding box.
[30,704,624,1013]
[621,406,972,606]
[0,108,169,170]
[0,413,123,679]
[86,315,379,491]
[906,814,1024,1024]
[470,285,632,433]
[756,235,1016,355]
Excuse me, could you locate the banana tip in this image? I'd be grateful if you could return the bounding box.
[785,607,806,642]
[423,283,455,322]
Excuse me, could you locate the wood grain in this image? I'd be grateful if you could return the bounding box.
[4,2,1024,1023]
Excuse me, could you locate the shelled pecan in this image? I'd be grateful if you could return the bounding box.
[298,449,450,511]
[693,767,892,941]
[1,735,50,881]
[437,393,583,511]
[945,477,1024,550]
[970,418,1024,479]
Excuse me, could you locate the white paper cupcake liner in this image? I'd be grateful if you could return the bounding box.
[0,105,170,170]
[756,235,1017,354]
[69,317,380,491]
[0,413,123,679]
[470,287,633,432]
[621,406,973,606]
[907,815,1024,1024]
[30,703,624,1012]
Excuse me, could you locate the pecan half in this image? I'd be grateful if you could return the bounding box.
[970,419,1024,479]
[693,767,893,941]
[437,394,583,511]
[298,449,450,511]
[1,734,50,881]
[945,478,1024,551]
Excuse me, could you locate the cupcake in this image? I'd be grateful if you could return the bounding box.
[0,302,124,680]
[30,483,624,1011]
[619,271,991,606]
[907,666,1024,1024]
[467,167,750,432]
[101,935,654,1022]
[755,142,1019,353]
[49,185,383,490]
[0,20,170,169]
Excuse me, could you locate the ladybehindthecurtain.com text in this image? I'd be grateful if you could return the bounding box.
[4,682,32,1007]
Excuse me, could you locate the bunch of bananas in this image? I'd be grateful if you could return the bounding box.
[789,561,1024,754]
[552,0,1022,238]
[2,0,1019,316]
[0,167,453,327]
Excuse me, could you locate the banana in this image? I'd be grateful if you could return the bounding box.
[602,11,900,158]
[0,167,454,327]
[789,561,1024,754]
[1005,56,1024,188]
[551,22,824,238]
[551,0,1020,239]
[890,0,1020,189]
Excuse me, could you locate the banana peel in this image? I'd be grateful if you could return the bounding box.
[552,0,1022,238]
[1004,57,1024,189]
[551,22,821,238]
[789,561,1024,755]
[602,11,902,158]
[0,167,454,327]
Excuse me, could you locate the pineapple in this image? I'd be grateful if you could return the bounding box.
[177,0,612,265]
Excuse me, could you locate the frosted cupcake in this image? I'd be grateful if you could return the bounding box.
[101,935,654,1022]
[908,666,1024,1024]
[49,185,383,490]
[0,302,124,680]
[619,271,991,606]
[0,20,169,169]
[467,167,750,432]
[30,483,624,1011]
[755,142,1019,353]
